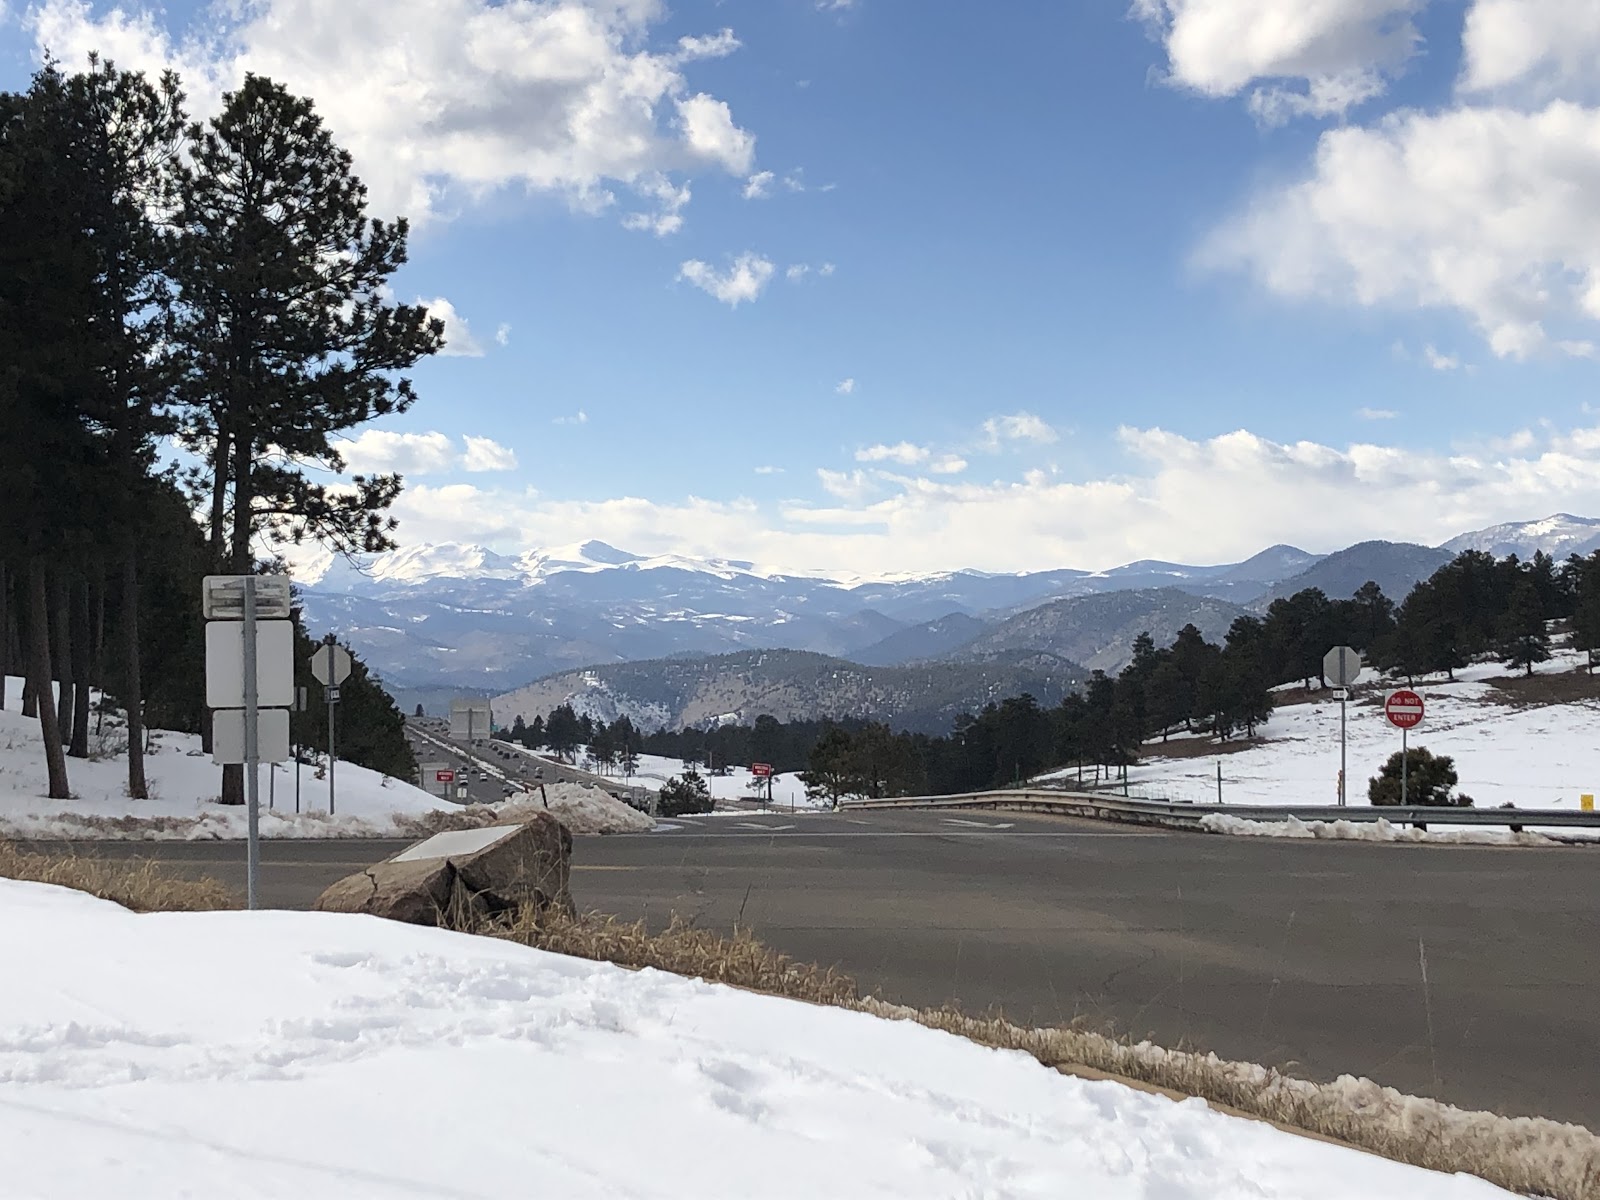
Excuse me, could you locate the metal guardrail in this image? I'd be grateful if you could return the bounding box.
[838,789,1600,831]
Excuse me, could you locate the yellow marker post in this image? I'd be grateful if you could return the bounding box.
[1582,794,1595,812]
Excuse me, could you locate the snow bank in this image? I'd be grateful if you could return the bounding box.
[1200,814,1561,846]
[400,782,653,836]
[0,877,1510,1199]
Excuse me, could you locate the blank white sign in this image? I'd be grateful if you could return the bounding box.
[205,620,295,709]
[211,708,291,764]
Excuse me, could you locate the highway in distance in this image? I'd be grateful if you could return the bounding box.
[56,808,1600,1129]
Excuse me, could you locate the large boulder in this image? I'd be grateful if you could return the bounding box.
[314,813,574,927]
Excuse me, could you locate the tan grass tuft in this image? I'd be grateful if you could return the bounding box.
[0,842,238,912]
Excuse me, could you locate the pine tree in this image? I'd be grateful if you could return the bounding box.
[1498,575,1551,676]
[1570,552,1600,673]
[170,75,442,801]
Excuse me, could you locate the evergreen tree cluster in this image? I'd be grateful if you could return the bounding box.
[1,59,437,799]
[500,705,646,776]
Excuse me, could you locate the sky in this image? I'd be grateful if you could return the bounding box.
[4,0,1600,575]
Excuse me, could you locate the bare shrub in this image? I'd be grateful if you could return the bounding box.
[0,843,238,912]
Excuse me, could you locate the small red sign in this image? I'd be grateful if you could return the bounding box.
[750,763,773,777]
[435,769,456,783]
[1384,690,1425,730]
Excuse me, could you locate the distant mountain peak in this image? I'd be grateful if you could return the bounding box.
[1441,513,1600,560]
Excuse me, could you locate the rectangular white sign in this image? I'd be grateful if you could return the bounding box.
[211,708,291,764]
[202,574,293,620]
[205,620,296,709]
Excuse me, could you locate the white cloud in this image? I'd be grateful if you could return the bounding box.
[25,0,757,228]
[1201,101,1600,359]
[422,297,484,357]
[743,170,775,199]
[677,253,775,306]
[816,468,876,503]
[856,442,929,465]
[1131,0,1425,123]
[817,0,855,10]
[929,455,968,475]
[1460,0,1600,99]
[554,410,589,426]
[621,173,692,236]
[341,430,515,475]
[461,435,518,472]
[495,323,511,347]
[835,378,856,395]
[363,417,1600,575]
[982,412,1057,447]
[786,262,834,282]
[1356,406,1399,420]
[754,465,784,475]
[1423,344,1461,371]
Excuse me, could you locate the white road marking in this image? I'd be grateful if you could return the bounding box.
[942,818,1016,830]
[734,822,796,831]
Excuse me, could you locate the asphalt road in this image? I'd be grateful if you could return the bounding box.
[54,810,1600,1129]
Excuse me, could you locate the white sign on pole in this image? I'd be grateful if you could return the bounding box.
[449,698,493,741]
[1322,645,1363,688]
[203,574,292,620]
[309,643,352,686]
[212,708,291,764]
[205,620,295,708]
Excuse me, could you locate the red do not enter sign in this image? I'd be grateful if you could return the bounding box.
[1385,689,1424,730]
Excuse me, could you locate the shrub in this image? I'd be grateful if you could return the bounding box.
[1368,747,1471,807]
[658,769,715,816]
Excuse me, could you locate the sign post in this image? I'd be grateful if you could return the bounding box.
[1322,646,1363,806]
[1384,689,1425,804]
[309,637,352,816]
[203,574,293,910]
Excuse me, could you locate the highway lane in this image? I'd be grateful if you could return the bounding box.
[46,809,1600,1129]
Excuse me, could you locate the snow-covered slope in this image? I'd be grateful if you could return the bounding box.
[1059,648,1600,813]
[1439,513,1600,561]
[0,877,1515,1199]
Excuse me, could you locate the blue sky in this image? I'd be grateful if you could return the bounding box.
[5,0,1600,574]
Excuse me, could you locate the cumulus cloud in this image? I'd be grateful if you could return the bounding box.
[678,253,775,306]
[495,323,511,347]
[621,174,692,236]
[554,410,589,426]
[1200,101,1600,359]
[929,455,968,475]
[1423,344,1462,371]
[743,170,775,199]
[787,261,836,282]
[423,297,485,357]
[1460,0,1600,99]
[834,377,856,395]
[341,430,516,475]
[1130,0,1425,123]
[343,417,1600,575]
[461,435,518,472]
[982,412,1057,447]
[25,0,757,228]
[855,442,928,465]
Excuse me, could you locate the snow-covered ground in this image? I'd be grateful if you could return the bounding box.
[0,678,650,838]
[1044,649,1600,816]
[525,746,829,811]
[0,877,1510,1199]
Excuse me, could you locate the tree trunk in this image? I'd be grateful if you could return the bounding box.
[28,560,70,799]
[217,429,255,806]
[93,571,106,735]
[69,579,91,758]
[52,569,75,747]
[123,551,148,800]
[22,674,37,718]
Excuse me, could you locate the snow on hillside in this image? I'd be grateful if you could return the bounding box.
[0,877,1512,1200]
[1060,649,1600,814]
[624,752,825,811]
[0,678,648,839]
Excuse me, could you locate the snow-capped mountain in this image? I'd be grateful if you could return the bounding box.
[1437,514,1600,561]
[292,514,1597,709]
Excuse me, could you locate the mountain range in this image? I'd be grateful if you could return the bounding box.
[292,514,1600,724]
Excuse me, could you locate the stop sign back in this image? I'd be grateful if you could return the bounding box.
[1385,689,1424,730]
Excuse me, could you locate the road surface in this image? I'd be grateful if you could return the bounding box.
[49,809,1600,1128]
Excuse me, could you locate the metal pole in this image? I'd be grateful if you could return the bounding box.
[325,635,336,817]
[1217,760,1223,804]
[269,763,275,811]
[242,576,260,911]
[295,750,301,814]
[1401,724,1408,807]
[1339,694,1348,807]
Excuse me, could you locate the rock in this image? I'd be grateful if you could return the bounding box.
[313,813,574,926]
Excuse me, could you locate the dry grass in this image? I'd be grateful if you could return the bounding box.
[0,843,238,912]
[464,907,859,1008]
[458,902,1600,1200]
